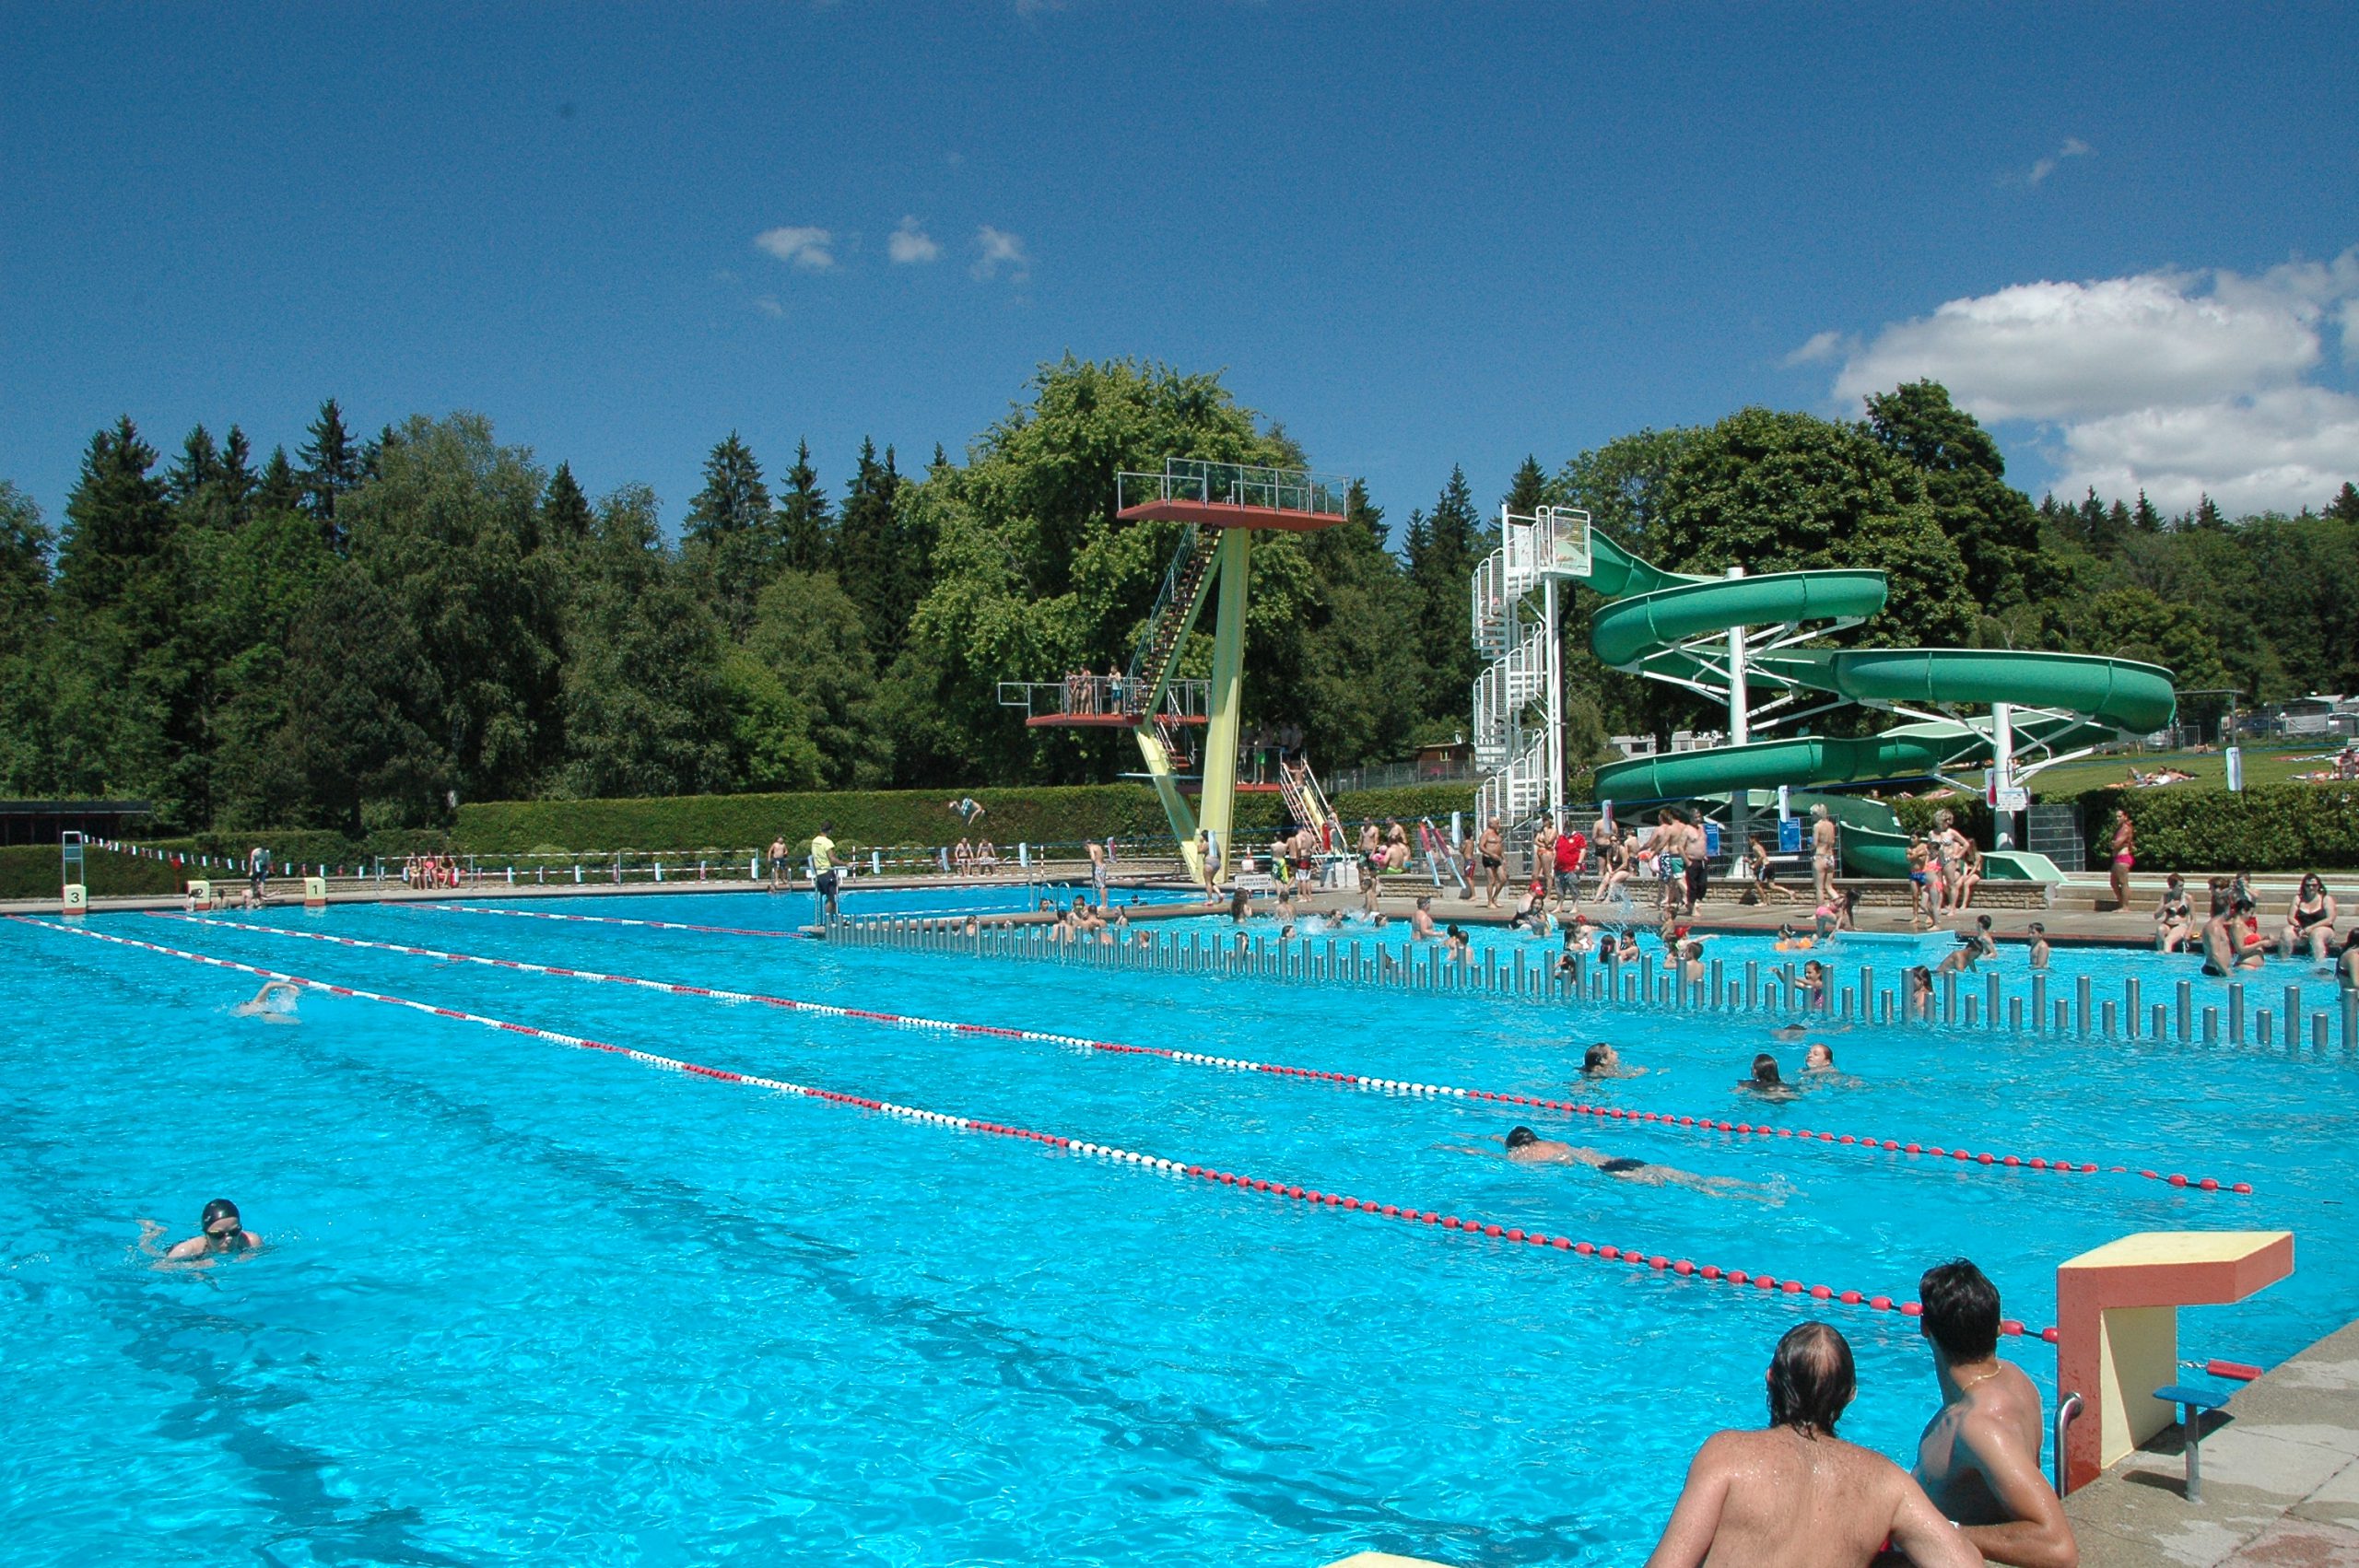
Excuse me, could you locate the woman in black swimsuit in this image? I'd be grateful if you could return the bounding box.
[2280,873,2337,961]
[2154,872,2195,954]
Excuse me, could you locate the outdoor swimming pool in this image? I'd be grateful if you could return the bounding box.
[6,889,2355,1566]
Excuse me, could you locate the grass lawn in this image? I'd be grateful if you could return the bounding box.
[2025,742,2348,799]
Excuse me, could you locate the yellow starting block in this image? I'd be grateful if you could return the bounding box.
[2057,1229,2293,1491]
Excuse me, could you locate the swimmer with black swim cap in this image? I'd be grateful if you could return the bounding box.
[1469,1128,1776,1200]
[150,1199,260,1263]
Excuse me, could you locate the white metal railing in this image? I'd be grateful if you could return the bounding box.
[996,677,1210,721]
[1116,457,1352,518]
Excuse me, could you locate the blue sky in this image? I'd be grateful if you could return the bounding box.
[5,3,2355,536]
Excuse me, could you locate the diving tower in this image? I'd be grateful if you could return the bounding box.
[997,458,1353,885]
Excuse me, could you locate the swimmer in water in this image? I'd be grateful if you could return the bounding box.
[145,1198,260,1264]
[233,980,302,1022]
[1470,1127,1778,1201]
[1581,1041,1645,1079]
[1802,1041,1865,1086]
[1738,1052,1799,1099]
[2025,922,2051,971]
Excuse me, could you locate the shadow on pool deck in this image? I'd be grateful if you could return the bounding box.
[2065,1315,2359,1567]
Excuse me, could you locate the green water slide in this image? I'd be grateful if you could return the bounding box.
[1568,534,2177,879]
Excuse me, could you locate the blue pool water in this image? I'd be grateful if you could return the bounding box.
[6,892,2356,1566]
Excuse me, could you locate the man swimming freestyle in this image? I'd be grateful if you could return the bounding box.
[1467,1127,1773,1200]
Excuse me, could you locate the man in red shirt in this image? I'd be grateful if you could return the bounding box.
[1552,819,1588,911]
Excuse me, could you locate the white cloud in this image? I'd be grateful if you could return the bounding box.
[754,226,836,270]
[972,225,1029,282]
[2026,136,2092,186]
[1804,247,2359,513]
[754,296,786,320]
[1783,329,1849,368]
[888,216,941,264]
[2054,388,2359,515]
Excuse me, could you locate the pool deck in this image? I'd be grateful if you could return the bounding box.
[6,867,2352,956]
[1312,1319,2359,1568]
[2064,1314,2359,1567]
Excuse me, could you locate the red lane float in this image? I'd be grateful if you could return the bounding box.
[161,913,2256,1200]
[421,903,808,940]
[9,913,2072,1340]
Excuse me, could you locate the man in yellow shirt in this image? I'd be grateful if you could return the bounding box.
[810,822,843,917]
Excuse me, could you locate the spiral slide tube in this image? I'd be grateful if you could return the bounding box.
[1567,534,2177,877]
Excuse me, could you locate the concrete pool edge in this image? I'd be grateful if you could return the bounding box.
[2063,1312,2359,1566]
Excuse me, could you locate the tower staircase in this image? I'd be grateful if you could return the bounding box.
[1126,525,1223,708]
[1470,506,1591,827]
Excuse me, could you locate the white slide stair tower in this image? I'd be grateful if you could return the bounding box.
[1470,506,1591,827]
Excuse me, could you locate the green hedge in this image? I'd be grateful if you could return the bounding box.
[0,844,185,901]
[2074,784,2359,872]
[1328,783,1480,825]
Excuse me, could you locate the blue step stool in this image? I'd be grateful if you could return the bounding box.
[2154,1383,2236,1502]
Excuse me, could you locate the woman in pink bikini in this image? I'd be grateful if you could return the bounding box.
[2109,808,2136,910]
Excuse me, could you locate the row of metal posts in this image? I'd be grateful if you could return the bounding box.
[827,915,2359,1056]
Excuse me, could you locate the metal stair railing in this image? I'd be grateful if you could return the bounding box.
[1125,525,1221,704]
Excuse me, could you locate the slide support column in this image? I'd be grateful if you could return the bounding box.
[1724,567,1750,869]
[1991,701,2017,849]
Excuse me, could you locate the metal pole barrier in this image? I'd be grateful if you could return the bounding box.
[2257,1010,2272,1047]
[2229,983,2246,1045]
[1710,957,1725,1009]
[1745,960,1759,1011]
[2202,1006,2219,1045]
[2153,1003,2167,1039]
[2056,1000,2071,1034]
[2177,980,2193,1042]
[2125,977,2141,1037]
[1987,973,2001,1029]
[1942,972,1958,1025]
[2010,997,2024,1031]
[2101,1000,2117,1037]
[2030,974,2047,1033]
[2077,976,2092,1036]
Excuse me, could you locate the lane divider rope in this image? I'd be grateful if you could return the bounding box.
[419,903,811,939]
[20,914,2064,1340]
[154,913,2251,1198]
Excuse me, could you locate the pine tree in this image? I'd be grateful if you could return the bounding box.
[681,433,779,637]
[835,438,904,653]
[256,447,306,514]
[165,426,223,512]
[57,416,170,610]
[778,439,833,572]
[2194,494,2226,531]
[2326,482,2359,524]
[219,427,258,526]
[540,462,593,549]
[1503,454,1548,516]
[2132,491,2163,533]
[1406,465,1485,723]
[299,398,361,545]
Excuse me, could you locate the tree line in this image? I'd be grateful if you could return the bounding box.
[2,360,2353,836]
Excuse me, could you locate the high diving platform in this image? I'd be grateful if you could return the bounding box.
[996,457,1358,886]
